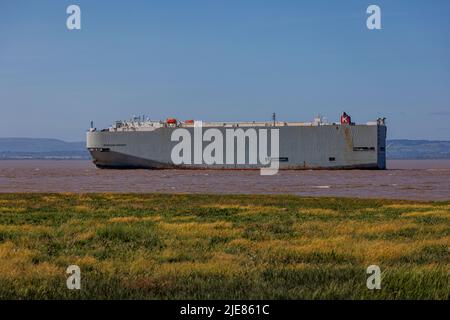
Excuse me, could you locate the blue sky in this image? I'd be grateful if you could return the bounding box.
[1,0,449,141]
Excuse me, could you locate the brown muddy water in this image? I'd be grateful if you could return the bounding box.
[0,160,449,200]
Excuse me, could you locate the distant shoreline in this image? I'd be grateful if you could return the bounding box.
[2,138,449,161]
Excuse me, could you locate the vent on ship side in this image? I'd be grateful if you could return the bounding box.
[329,157,336,161]
[353,147,375,151]
[267,157,289,162]
[88,148,110,152]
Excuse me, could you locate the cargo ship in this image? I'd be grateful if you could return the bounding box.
[86,113,387,170]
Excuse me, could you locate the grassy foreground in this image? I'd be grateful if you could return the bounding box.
[0,193,448,299]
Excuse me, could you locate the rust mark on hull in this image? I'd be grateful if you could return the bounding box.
[343,126,354,151]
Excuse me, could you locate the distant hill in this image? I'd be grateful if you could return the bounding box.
[387,139,450,159]
[0,138,89,159]
[0,137,449,160]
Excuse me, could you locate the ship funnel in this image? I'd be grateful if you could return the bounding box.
[89,121,96,132]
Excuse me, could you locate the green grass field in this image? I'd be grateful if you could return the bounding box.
[0,193,448,299]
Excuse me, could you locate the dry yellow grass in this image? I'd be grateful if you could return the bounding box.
[0,207,27,213]
[0,242,60,279]
[0,224,53,234]
[299,208,341,217]
[383,203,435,209]
[402,210,450,218]
[108,216,161,223]
[155,252,246,278]
[158,221,241,238]
[0,193,448,299]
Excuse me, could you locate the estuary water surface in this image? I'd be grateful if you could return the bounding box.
[0,160,449,201]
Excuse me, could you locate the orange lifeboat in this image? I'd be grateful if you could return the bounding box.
[166,118,177,125]
[184,119,194,124]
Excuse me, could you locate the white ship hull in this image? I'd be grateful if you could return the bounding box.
[87,124,387,170]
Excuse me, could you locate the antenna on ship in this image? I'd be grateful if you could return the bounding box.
[272,113,276,126]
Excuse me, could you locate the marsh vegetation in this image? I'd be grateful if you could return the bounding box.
[0,194,448,299]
